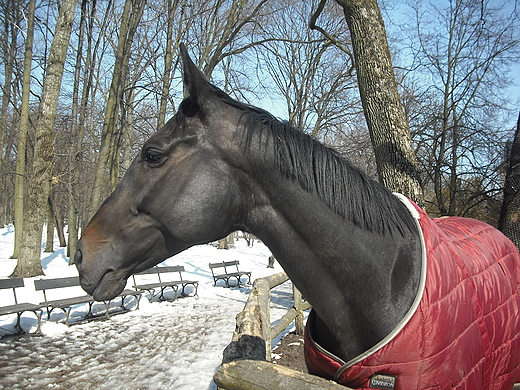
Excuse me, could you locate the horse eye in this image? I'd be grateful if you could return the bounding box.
[144,149,164,166]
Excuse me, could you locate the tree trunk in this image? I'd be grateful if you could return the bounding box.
[499,112,520,249]
[88,0,131,216]
[11,0,36,259]
[45,198,54,253]
[0,0,18,228]
[334,0,423,204]
[89,0,145,217]
[157,0,181,129]
[68,0,103,260]
[67,0,92,260]
[119,85,135,174]
[11,0,76,277]
[52,196,67,247]
[218,237,230,250]
[47,194,66,249]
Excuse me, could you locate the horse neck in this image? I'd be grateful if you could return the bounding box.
[241,157,422,362]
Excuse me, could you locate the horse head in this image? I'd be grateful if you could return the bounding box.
[75,44,430,369]
[75,45,250,300]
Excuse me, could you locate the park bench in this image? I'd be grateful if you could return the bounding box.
[209,261,252,287]
[132,265,199,301]
[34,276,142,326]
[0,278,44,335]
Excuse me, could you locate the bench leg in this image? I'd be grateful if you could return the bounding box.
[143,288,156,301]
[133,293,142,310]
[181,283,198,297]
[13,310,43,335]
[44,306,52,320]
[87,301,96,318]
[46,307,66,323]
[103,301,110,319]
[120,295,129,310]
[14,312,24,334]
[159,287,166,301]
[65,307,73,327]
[121,293,142,311]
[32,310,43,335]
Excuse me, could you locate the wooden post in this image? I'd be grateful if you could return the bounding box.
[224,272,312,360]
[293,285,305,336]
[223,277,275,363]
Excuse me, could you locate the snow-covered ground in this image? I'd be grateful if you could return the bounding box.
[0,225,295,389]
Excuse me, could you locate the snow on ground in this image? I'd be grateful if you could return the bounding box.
[0,225,295,389]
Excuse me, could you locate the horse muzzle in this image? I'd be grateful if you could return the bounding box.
[74,246,127,301]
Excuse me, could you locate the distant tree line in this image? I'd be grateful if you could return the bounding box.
[0,0,518,276]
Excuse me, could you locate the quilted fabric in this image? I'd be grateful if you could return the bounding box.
[304,202,520,389]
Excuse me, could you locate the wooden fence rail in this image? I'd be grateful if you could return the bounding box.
[214,360,349,390]
[215,272,351,390]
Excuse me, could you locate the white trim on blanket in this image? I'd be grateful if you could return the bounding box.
[330,194,428,381]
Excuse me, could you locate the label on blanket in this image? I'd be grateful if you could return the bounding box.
[369,373,396,389]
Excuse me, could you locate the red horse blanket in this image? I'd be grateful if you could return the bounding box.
[305,200,520,389]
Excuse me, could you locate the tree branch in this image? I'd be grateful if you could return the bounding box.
[309,0,355,75]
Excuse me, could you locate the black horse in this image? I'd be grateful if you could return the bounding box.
[75,45,520,389]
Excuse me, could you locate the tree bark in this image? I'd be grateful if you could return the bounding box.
[0,0,19,228]
[11,0,76,277]
[11,0,36,259]
[50,194,66,247]
[45,198,54,253]
[333,0,423,204]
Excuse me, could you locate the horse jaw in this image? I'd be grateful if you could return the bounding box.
[75,208,188,301]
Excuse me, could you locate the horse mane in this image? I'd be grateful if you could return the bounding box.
[205,85,417,236]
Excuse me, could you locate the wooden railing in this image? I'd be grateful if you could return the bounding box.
[214,272,350,390]
[214,360,350,390]
[226,272,310,361]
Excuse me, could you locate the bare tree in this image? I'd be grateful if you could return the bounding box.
[12,0,76,277]
[194,0,270,78]
[157,0,182,129]
[0,0,21,228]
[261,0,359,146]
[89,0,146,217]
[11,0,36,259]
[401,0,520,218]
[312,0,423,203]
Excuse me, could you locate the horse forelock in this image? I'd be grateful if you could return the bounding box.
[211,91,415,237]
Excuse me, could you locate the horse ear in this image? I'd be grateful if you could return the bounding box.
[179,43,211,104]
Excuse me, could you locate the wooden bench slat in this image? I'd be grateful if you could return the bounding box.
[135,265,185,275]
[209,261,252,287]
[0,278,25,289]
[34,276,142,326]
[34,276,80,291]
[132,266,199,301]
[0,302,43,316]
[40,296,95,308]
[0,278,44,335]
